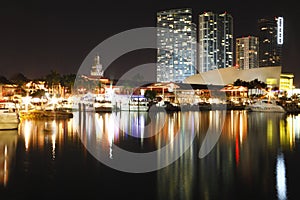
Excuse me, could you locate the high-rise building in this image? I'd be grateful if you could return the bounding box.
[198,12,233,73]
[258,16,283,67]
[156,8,197,83]
[236,36,259,70]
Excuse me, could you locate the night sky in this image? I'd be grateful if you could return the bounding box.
[1,0,300,86]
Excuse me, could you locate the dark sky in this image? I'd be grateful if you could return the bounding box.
[1,0,300,86]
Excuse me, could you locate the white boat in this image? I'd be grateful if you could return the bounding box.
[71,94,96,112]
[246,99,286,113]
[115,95,149,112]
[0,101,20,130]
[94,100,115,112]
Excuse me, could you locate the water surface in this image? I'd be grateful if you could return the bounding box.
[0,110,299,199]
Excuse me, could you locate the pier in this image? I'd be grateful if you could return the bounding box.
[19,110,73,119]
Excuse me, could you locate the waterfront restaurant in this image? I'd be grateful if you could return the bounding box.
[144,82,225,105]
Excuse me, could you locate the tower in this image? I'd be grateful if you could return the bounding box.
[90,54,104,77]
[156,8,197,83]
[258,16,283,67]
[236,36,259,70]
[198,12,233,72]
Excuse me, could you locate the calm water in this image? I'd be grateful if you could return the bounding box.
[1,110,300,199]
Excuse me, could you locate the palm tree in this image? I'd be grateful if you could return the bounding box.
[61,73,76,94]
[45,70,61,87]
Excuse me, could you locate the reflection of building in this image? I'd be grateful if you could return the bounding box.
[157,8,197,83]
[236,36,259,70]
[0,130,18,186]
[198,12,233,72]
[156,112,196,200]
[184,66,282,88]
[258,17,283,67]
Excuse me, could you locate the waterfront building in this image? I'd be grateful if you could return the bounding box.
[156,8,197,83]
[0,84,18,100]
[90,54,104,77]
[184,66,282,89]
[76,54,110,94]
[236,36,259,70]
[258,16,283,67]
[280,73,294,92]
[24,81,47,95]
[198,11,233,72]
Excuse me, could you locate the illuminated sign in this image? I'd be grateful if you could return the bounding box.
[277,17,284,45]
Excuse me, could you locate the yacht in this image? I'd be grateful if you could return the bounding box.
[0,101,20,130]
[246,99,286,113]
[115,95,149,112]
[94,100,115,112]
[148,100,180,112]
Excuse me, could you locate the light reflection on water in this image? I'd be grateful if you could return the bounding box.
[0,129,17,187]
[276,151,287,200]
[1,111,299,199]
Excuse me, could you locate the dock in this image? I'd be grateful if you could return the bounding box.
[19,110,73,119]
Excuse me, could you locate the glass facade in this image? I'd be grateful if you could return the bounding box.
[236,36,259,70]
[258,17,283,67]
[157,8,197,83]
[198,12,233,72]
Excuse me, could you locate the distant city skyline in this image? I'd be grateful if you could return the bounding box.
[0,0,299,86]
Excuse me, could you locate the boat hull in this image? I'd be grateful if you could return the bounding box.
[0,122,19,130]
[247,107,285,113]
[95,106,113,112]
[246,104,286,113]
[119,105,149,112]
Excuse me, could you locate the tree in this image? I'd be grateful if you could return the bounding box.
[144,90,157,101]
[233,79,246,87]
[0,75,11,84]
[10,73,29,86]
[45,70,61,87]
[61,73,76,93]
[234,78,267,89]
[250,79,267,89]
[31,89,46,98]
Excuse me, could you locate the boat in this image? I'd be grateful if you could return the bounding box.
[115,95,149,112]
[148,100,180,112]
[245,99,286,113]
[94,100,115,112]
[0,101,20,130]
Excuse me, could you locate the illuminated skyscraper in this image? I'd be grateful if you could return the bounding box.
[156,8,197,83]
[258,16,283,67]
[236,36,259,70]
[198,12,233,72]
